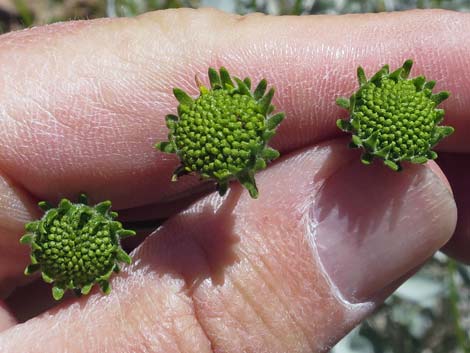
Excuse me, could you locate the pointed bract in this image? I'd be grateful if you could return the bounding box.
[261,147,280,160]
[208,68,221,89]
[41,271,53,283]
[254,79,267,100]
[99,281,111,295]
[78,194,88,205]
[38,201,52,211]
[95,201,112,215]
[156,141,175,153]
[219,67,233,88]
[388,67,403,81]
[19,234,33,244]
[431,91,450,105]
[25,264,40,275]
[59,198,73,211]
[81,283,93,295]
[424,80,436,90]
[370,65,389,84]
[384,160,401,171]
[117,229,136,238]
[357,66,367,85]
[402,60,413,78]
[52,286,65,300]
[216,181,229,196]
[413,76,426,91]
[336,97,350,109]
[259,88,275,115]
[238,172,259,199]
[234,77,250,96]
[266,113,285,130]
[360,152,373,165]
[173,88,194,106]
[336,119,352,132]
[243,77,251,89]
[254,158,267,171]
[25,221,39,232]
[116,248,132,264]
[411,156,428,164]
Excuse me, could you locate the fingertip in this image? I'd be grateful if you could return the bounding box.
[0,301,16,332]
[311,150,457,303]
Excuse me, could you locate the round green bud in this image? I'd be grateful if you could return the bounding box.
[336,59,454,171]
[156,67,285,198]
[20,194,135,300]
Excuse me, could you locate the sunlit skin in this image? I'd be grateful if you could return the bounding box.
[0,8,466,352]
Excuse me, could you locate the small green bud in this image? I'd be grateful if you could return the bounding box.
[20,194,135,300]
[336,59,454,171]
[156,67,285,198]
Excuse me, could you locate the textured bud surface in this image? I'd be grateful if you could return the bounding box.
[156,67,285,198]
[20,194,135,300]
[336,59,454,171]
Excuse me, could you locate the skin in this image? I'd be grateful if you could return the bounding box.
[0,7,466,352]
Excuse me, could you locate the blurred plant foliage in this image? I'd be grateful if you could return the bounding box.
[236,0,470,15]
[0,1,469,353]
[333,254,470,353]
[2,0,470,30]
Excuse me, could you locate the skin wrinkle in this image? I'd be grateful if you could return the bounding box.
[235,207,313,347]
[122,277,196,353]
[198,278,281,353]
[194,280,254,352]
[240,253,311,351]
[189,297,217,353]
[230,278,291,352]
[235,224,305,351]
[192,283,250,353]
[124,233,215,353]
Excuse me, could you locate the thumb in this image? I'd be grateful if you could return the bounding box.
[1,140,457,352]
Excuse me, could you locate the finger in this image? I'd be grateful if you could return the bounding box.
[0,173,39,297]
[1,8,468,297]
[0,140,456,352]
[0,9,468,211]
[436,152,470,263]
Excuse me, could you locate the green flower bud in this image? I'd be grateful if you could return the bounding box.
[20,194,135,300]
[156,67,285,198]
[336,59,454,171]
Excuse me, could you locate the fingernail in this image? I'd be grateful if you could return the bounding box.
[0,174,39,230]
[310,162,456,303]
[427,160,453,195]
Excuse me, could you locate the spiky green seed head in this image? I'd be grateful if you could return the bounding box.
[155,67,285,198]
[20,194,135,300]
[336,59,454,171]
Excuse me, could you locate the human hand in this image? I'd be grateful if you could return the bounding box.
[0,8,467,352]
